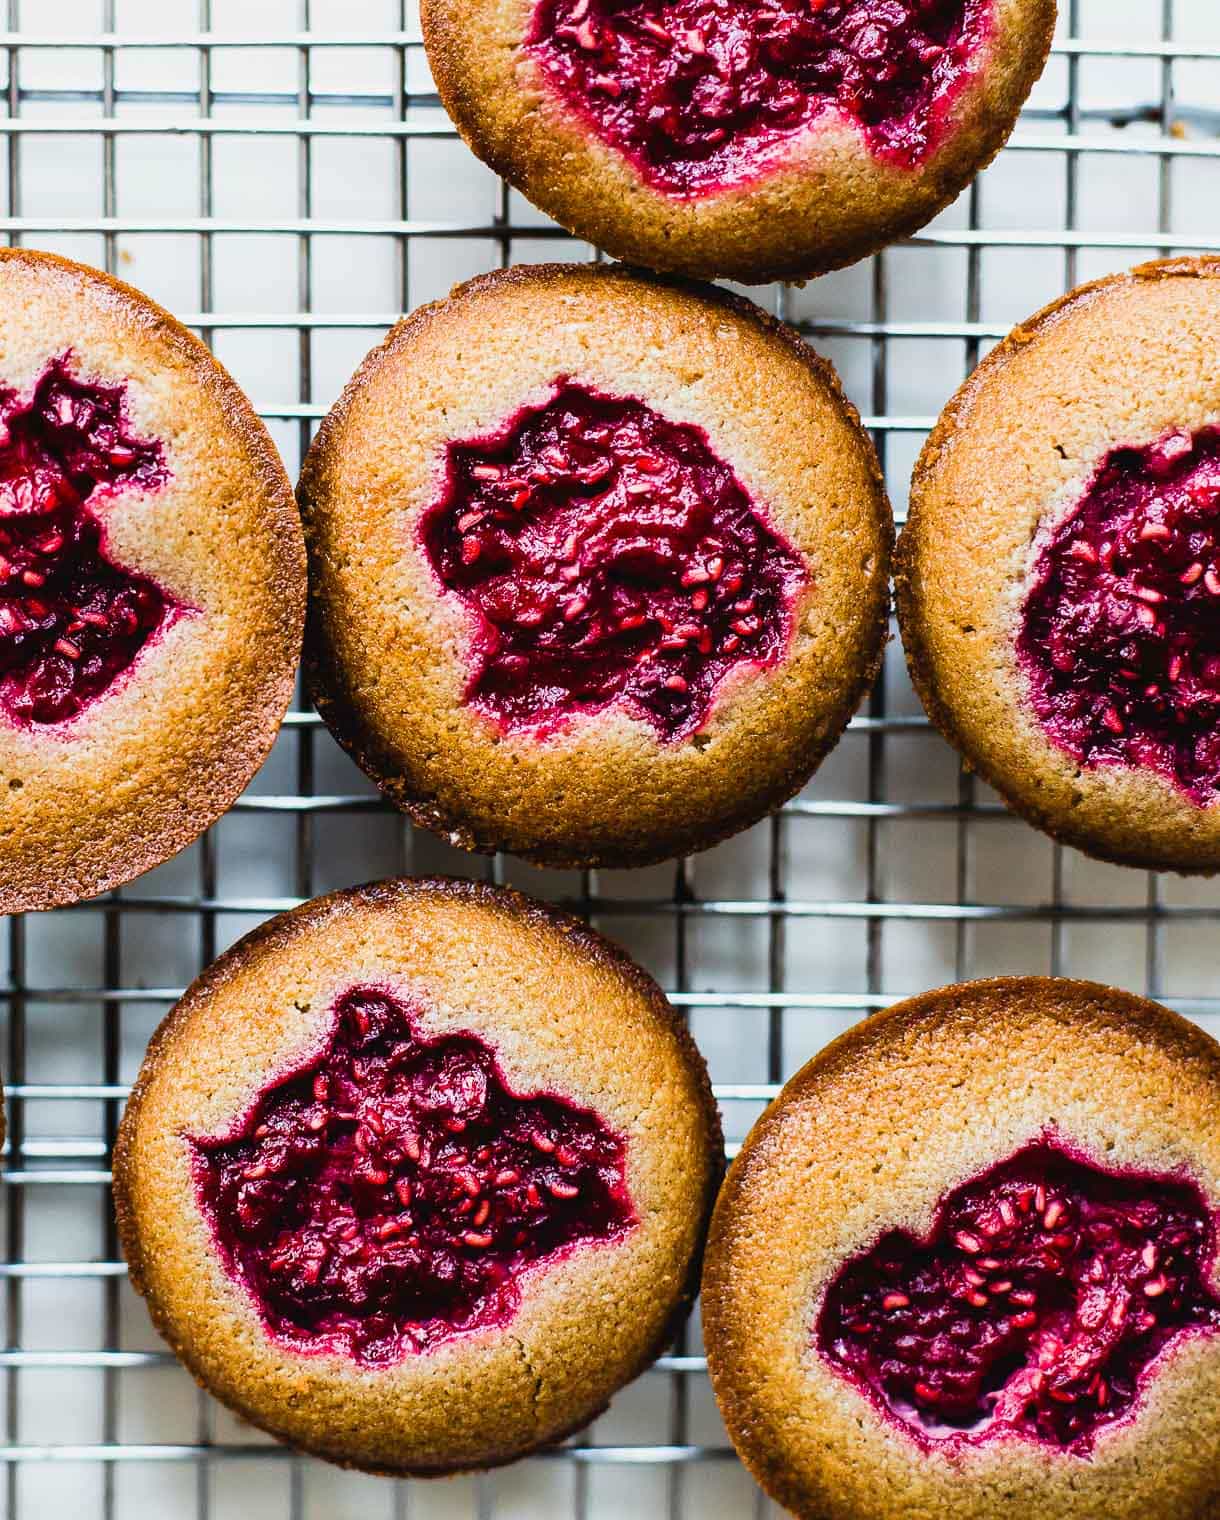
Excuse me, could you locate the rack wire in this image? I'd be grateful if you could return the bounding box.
[0,1,1218,1516]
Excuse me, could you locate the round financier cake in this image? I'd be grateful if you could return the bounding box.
[897,258,1220,874]
[300,262,891,868]
[702,978,1220,1520]
[114,877,721,1474]
[0,247,305,912]
[421,0,1054,284]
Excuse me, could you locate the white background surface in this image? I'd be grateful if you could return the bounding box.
[1,1,1219,1516]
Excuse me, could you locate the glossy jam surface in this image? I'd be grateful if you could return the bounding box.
[818,1143,1220,1450]
[422,382,805,742]
[193,987,635,1364]
[0,356,172,725]
[1019,427,1220,804]
[528,0,991,195]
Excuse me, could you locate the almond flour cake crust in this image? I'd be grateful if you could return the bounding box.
[897,258,1220,873]
[0,248,305,911]
[115,877,722,1476]
[421,0,1054,283]
[703,977,1220,1520]
[300,262,892,867]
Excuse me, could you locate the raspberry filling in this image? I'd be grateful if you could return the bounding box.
[818,1143,1220,1450]
[422,381,805,741]
[528,0,992,195]
[0,355,173,725]
[192,987,635,1365]
[1018,426,1220,804]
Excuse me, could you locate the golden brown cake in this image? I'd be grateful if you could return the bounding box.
[0,247,305,912]
[114,876,721,1475]
[300,262,891,868]
[703,977,1220,1520]
[421,0,1055,283]
[898,258,1220,873]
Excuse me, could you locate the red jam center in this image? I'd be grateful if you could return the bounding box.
[0,356,172,726]
[192,988,635,1365]
[422,381,805,741]
[818,1143,1220,1451]
[1018,427,1220,804]
[528,0,991,195]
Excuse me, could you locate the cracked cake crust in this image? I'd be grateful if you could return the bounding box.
[0,247,305,912]
[299,261,892,868]
[702,977,1220,1520]
[114,876,722,1475]
[420,0,1054,283]
[897,258,1220,874]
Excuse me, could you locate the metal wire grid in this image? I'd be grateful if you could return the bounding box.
[0,1,1215,1516]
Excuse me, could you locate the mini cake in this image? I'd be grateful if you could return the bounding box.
[898,258,1220,873]
[114,877,721,1474]
[703,977,1220,1519]
[300,262,891,867]
[0,248,305,912]
[421,0,1055,283]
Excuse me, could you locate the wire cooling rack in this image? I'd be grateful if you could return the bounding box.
[1,1,1219,1516]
